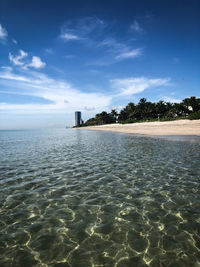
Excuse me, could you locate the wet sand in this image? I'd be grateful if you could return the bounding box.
[79,120,200,141]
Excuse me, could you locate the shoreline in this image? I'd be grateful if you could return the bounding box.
[77,119,200,142]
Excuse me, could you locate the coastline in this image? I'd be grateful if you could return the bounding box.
[77,119,200,141]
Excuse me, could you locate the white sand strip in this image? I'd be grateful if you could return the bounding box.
[78,120,200,137]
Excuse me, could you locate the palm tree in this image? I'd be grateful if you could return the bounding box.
[182,96,200,112]
[156,101,168,118]
[110,109,118,122]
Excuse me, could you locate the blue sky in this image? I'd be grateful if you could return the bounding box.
[0,0,199,129]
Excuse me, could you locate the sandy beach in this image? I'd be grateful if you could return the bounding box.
[79,119,200,138]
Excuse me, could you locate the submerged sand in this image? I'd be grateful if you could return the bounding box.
[79,120,200,138]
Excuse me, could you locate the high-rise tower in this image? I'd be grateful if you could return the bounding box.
[75,111,82,126]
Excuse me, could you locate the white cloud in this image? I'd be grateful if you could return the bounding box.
[1,66,12,71]
[0,71,31,82]
[9,50,46,69]
[28,56,46,69]
[111,105,124,113]
[115,48,142,60]
[88,38,143,65]
[0,24,7,40]
[130,20,143,33]
[84,106,95,111]
[9,50,28,66]
[60,18,143,64]
[12,39,18,44]
[64,55,75,59]
[45,48,53,54]
[60,17,106,43]
[60,33,80,41]
[0,69,111,114]
[162,96,181,103]
[100,38,127,51]
[110,77,170,96]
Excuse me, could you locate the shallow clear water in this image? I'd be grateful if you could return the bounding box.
[0,129,200,266]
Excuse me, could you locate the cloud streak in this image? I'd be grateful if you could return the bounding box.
[162,96,181,103]
[60,17,143,64]
[111,77,170,96]
[0,24,7,40]
[60,33,80,41]
[88,37,143,65]
[130,20,144,33]
[0,69,111,114]
[115,48,142,60]
[12,39,18,44]
[60,16,106,42]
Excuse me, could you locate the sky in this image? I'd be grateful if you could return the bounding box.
[0,0,199,129]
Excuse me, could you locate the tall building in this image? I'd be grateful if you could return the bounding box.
[75,111,82,126]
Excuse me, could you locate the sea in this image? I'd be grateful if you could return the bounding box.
[0,128,200,266]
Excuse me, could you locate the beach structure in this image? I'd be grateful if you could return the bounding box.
[75,111,82,126]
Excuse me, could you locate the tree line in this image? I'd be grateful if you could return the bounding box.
[83,96,200,126]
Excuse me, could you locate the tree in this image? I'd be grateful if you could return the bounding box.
[135,98,157,119]
[84,96,200,126]
[155,101,168,118]
[182,96,200,112]
[134,98,147,120]
[110,109,118,122]
[125,102,136,120]
[118,108,128,122]
[166,103,188,118]
[94,111,116,125]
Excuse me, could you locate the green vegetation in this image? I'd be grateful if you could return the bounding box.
[188,111,200,120]
[84,96,200,126]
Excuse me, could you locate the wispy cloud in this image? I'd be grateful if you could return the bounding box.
[60,32,80,41]
[130,20,144,33]
[110,77,170,96]
[1,66,12,71]
[64,55,75,59]
[60,16,106,42]
[162,96,181,103]
[0,70,31,82]
[0,24,8,40]
[84,106,95,111]
[99,38,126,50]
[88,37,143,65]
[111,105,124,113]
[60,18,143,65]
[9,50,46,69]
[45,48,53,54]
[12,39,18,44]
[0,68,111,114]
[9,50,28,66]
[115,48,143,60]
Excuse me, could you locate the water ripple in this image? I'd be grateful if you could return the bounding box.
[0,129,200,266]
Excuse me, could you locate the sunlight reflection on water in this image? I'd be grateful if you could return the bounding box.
[0,129,200,266]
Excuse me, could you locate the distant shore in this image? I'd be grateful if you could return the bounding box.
[78,119,200,140]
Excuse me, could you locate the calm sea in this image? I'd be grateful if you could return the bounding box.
[0,129,200,266]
